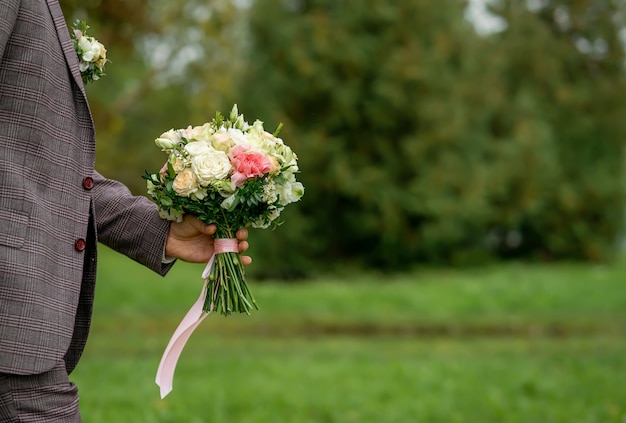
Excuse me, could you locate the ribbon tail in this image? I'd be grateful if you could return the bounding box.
[156,255,216,398]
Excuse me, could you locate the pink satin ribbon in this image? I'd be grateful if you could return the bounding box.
[155,238,239,399]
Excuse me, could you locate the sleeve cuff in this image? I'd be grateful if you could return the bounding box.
[162,248,176,264]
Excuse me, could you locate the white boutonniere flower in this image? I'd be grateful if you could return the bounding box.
[70,20,109,84]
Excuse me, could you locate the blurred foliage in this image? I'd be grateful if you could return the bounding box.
[238,0,626,276]
[60,0,245,185]
[59,0,626,277]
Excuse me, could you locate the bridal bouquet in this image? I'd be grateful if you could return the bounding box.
[145,105,304,315]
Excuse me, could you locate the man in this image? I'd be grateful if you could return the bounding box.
[0,0,250,421]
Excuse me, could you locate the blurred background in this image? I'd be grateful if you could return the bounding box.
[59,0,626,421]
[62,0,626,279]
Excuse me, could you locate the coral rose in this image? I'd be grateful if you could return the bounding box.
[229,144,276,187]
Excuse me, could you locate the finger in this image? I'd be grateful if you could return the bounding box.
[240,255,252,266]
[206,223,217,235]
[236,227,248,241]
[186,216,216,235]
[238,240,249,254]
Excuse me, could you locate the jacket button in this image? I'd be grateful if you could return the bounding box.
[75,238,86,252]
[82,177,94,190]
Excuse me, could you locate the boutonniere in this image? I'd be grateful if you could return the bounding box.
[70,20,109,84]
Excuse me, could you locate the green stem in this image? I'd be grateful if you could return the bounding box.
[204,225,257,315]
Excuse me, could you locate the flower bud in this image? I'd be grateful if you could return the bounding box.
[234,114,245,130]
[229,104,239,122]
[155,129,182,151]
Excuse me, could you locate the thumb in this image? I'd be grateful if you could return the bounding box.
[185,215,216,235]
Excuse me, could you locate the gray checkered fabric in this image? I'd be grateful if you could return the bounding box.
[0,0,173,381]
[0,361,81,422]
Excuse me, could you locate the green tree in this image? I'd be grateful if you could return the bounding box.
[238,0,490,275]
[237,0,625,276]
[485,0,626,259]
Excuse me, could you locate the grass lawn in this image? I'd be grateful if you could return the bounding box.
[72,246,626,422]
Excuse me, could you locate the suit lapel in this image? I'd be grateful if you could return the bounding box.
[44,0,88,99]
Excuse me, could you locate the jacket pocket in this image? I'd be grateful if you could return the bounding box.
[0,208,28,249]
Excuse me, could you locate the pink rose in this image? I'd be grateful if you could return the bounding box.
[229,144,275,187]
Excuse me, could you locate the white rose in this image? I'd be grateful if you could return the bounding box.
[210,130,235,152]
[185,142,231,186]
[184,123,213,142]
[242,130,264,152]
[77,36,92,55]
[78,36,104,63]
[226,128,249,146]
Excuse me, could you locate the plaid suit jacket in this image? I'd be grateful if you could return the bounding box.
[0,0,173,375]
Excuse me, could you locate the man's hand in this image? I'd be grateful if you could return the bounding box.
[165,215,251,265]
